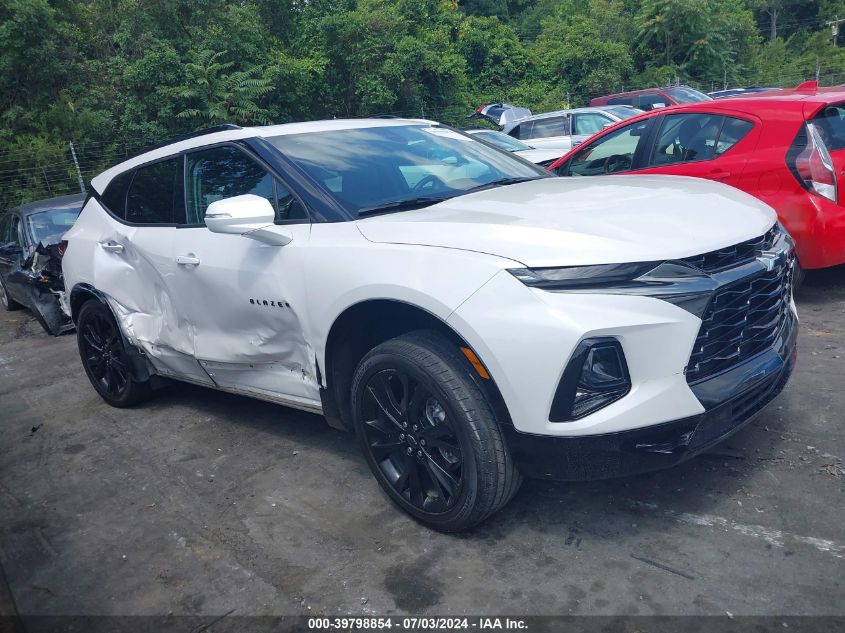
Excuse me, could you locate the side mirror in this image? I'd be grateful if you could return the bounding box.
[205,194,291,246]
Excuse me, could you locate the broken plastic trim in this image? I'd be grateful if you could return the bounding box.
[7,240,74,335]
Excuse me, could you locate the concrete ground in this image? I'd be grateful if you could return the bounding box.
[0,269,843,618]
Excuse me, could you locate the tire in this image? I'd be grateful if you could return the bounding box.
[76,299,152,407]
[0,275,22,311]
[351,330,522,532]
[792,259,805,294]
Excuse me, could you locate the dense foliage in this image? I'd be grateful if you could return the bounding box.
[2,0,845,207]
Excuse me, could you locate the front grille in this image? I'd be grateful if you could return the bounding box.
[682,226,777,273]
[685,252,793,383]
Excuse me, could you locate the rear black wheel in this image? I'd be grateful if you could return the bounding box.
[0,276,22,311]
[351,331,521,532]
[77,300,151,407]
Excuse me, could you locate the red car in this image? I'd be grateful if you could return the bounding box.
[549,81,845,272]
[590,86,712,111]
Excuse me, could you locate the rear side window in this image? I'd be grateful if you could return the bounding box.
[811,105,845,151]
[524,116,569,139]
[648,114,752,167]
[636,94,669,111]
[509,122,529,139]
[101,171,133,219]
[716,118,754,155]
[125,157,186,225]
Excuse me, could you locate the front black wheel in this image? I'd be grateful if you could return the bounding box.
[0,276,21,311]
[351,331,521,532]
[77,300,152,407]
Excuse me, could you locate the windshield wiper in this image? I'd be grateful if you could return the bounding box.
[357,196,450,217]
[460,176,543,195]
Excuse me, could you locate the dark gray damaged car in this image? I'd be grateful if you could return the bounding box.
[0,193,84,335]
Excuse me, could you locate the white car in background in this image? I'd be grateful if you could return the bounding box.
[62,118,797,532]
[465,129,563,166]
[502,106,643,152]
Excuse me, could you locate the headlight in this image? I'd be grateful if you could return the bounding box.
[508,262,659,290]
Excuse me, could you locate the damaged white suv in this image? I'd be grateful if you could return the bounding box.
[63,119,797,531]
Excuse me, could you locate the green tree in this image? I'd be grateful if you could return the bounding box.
[636,0,760,85]
[170,50,273,126]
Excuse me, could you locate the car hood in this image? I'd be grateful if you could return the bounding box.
[355,176,776,267]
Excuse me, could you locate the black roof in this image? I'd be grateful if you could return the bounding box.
[124,124,243,160]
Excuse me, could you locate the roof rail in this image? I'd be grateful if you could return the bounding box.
[124,123,243,161]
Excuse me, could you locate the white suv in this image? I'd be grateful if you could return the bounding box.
[62,119,798,531]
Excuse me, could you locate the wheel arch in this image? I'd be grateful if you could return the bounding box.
[69,283,111,325]
[320,298,512,433]
[70,283,154,382]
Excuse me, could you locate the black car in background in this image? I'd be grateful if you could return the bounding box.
[0,193,85,335]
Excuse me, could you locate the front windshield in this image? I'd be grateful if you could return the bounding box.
[268,124,545,215]
[605,106,641,120]
[471,130,533,152]
[666,87,712,103]
[25,208,81,244]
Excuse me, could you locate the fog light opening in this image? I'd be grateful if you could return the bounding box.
[550,338,631,422]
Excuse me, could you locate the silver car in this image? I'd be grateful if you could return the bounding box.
[502,106,642,153]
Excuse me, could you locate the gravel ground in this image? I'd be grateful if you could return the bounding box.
[0,267,843,618]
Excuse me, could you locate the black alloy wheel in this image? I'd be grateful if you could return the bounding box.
[351,331,522,532]
[360,368,464,513]
[76,300,151,407]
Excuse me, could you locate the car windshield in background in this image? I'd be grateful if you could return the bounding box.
[666,87,713,103]
[25,208,81,244]
[604,106,641,120]
[471,130,533,152]
[268,124,545,216]
[812,104,845,151]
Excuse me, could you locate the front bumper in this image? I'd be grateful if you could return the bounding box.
[503,312,797,481]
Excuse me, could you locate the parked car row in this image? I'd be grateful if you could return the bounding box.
[42,111,799,532]
[470,103,643,154]
[547,80,845,274]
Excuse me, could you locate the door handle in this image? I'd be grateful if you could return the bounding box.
[175,255,200,266]
[99,241,124,254]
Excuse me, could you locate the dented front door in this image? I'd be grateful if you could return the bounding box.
[167,143,319,407]
[167,224,318,406]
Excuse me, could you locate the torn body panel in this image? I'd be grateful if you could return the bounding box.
[8,241,73,335]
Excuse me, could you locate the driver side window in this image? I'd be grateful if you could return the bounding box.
[185,145,308,224]
[568,120,650,176]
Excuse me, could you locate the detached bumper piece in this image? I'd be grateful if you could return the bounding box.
[507,311,797,482]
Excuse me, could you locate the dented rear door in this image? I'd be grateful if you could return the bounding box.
[71,157,214,385]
